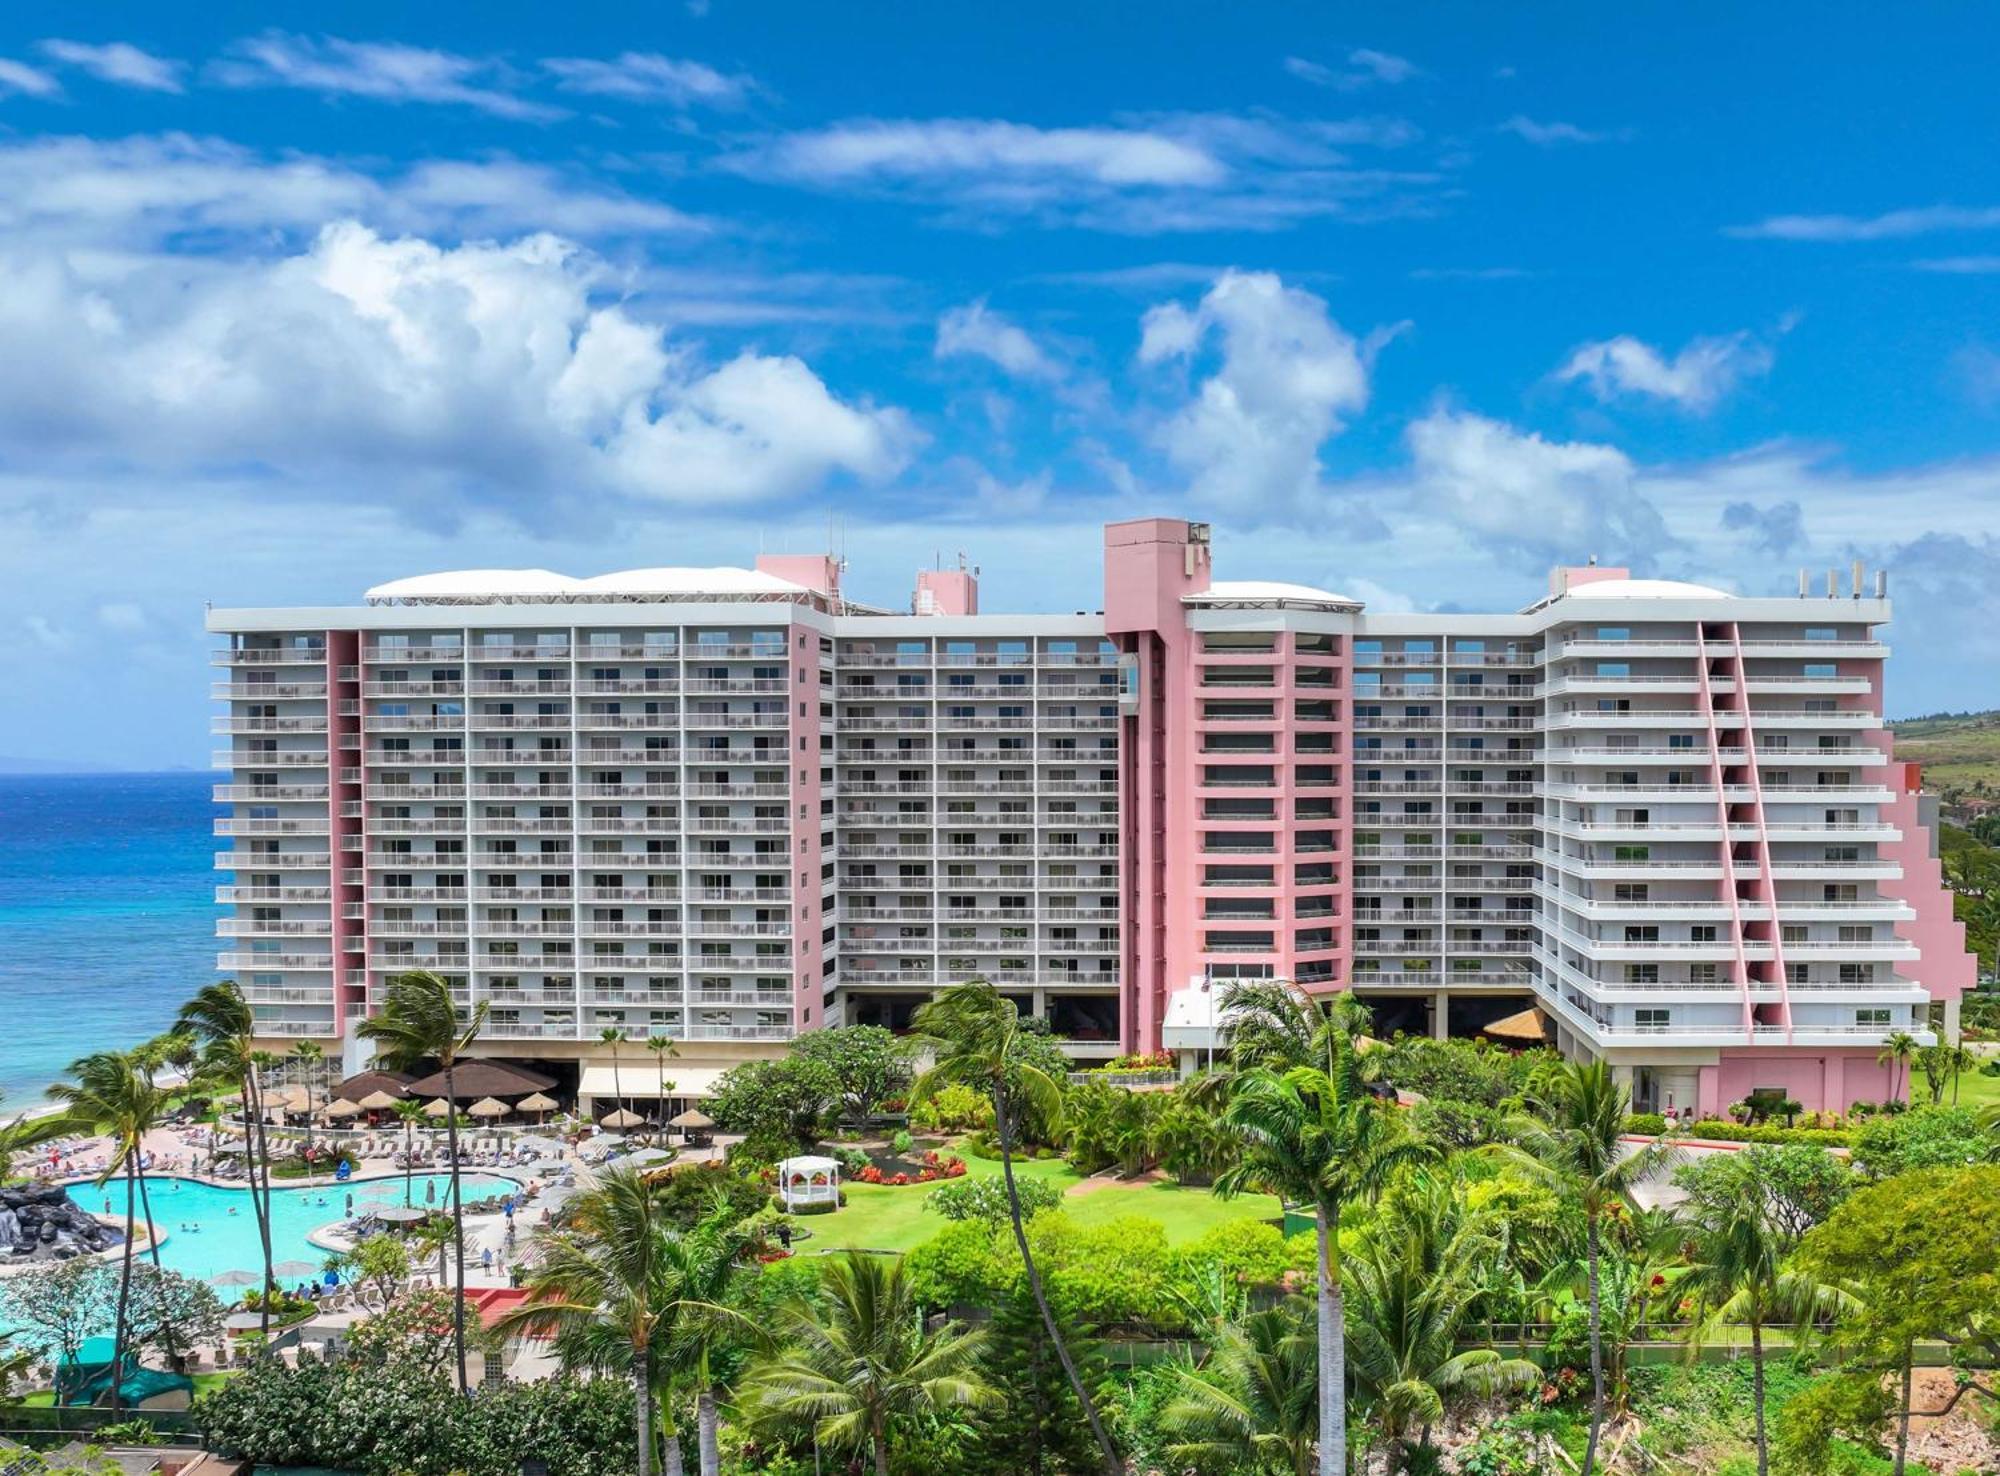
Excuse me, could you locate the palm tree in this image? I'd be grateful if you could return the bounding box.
[497,1165,692,1476]
[645,1034,678,1143]
[911,979,1122,1475]
[1677,1186,1852,1476]
[1158,1298,1319,1476]
[1214,1036,1433,1476]
[662,1204,754,1476]
[177,981,280,1336]
[358,968,488,1394]
[1876,1030,1918,1104]
[747,1250,1000,1476]
[1343,1212,1540,1468]
[48,1050,167,1418]
[0,1090,68,1183]
[1492,1060,1674,1476]
[391,1098,429,1208]
[289,1041,325,1156]
[600,1026,628,1127]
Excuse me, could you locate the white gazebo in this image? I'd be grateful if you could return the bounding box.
[776,1155,842,1213]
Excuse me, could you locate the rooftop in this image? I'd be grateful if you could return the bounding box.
[364,566,822,608]
[1184,579,1362,612]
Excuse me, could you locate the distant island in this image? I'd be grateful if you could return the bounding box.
[0,757,199,775]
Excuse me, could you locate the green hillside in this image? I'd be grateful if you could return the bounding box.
[1892,708,2000,805]
[1941,822,2000,979]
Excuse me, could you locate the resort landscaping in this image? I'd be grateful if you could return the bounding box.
[2,973,2000,1475]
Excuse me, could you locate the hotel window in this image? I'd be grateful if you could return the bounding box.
[1634,1008,1670,1030]
[1855,1008,1892,1028]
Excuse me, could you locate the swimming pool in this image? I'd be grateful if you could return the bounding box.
[87,1172,520,1286]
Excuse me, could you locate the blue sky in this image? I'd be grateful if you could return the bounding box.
[0,2,1996,766]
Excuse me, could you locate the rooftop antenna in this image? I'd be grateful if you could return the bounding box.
[1797,567,1809,597]
[1826,568,1838,598]
[1876,568,1888,599]
[1851,559,1864,599]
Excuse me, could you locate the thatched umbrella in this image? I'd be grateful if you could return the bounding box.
[1481,1008,1549,1045]
[599,1108,645,1130]
[517,1091,558,1121]
[422,1097,453,1118]
[324,1099,363,1120]
[668,1108,714,1129]
[467,1097,511,1120]
[358,1089,402,1112]
[272,1085,313,1113]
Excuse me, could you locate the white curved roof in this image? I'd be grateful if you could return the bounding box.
[1186,579,1361,610]
[575,567,806,596]
[1565,577,1732,600]
[365,569,583,601]
[364,565,819,605]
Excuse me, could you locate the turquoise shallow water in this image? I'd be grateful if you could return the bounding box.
[90,1172,520,1285]
[0,773,217,1104]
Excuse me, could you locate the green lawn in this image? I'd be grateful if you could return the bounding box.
[797,1152,1283,1254]
[1948,1065,2000,1111]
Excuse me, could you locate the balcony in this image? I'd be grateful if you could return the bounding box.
[216,951,333,969]
[212,716,329,735]
[216,647,327,666]
[213,750,330,768]
[215,851,331,870]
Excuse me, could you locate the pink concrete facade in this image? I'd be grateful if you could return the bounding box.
[913,568,979,616]
[326,630,365,1034]
[1699,1049,1898,1117]
[1104,518,1210,1052]
[1104,519,1358,1049]
[1880,761,1977,1015]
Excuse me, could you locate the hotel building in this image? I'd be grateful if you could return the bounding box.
[209,517,1973,1116]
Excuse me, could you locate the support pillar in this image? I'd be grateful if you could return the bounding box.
[1431,991,1449,1040]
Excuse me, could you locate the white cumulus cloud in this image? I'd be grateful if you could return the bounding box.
[935,301,1061,380]
[210,32,561,121]
[1555,331,1774,413]
[0,220,916,510]
[40,39,185,92]
[1405,407,1672,564]
[541,52,751,107]
[1726,205,2000,242]
[0,57,60,97]
[1139,270,1378,511]
[1499,116,1614,146]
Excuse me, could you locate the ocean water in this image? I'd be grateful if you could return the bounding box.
[0,773,218,1105]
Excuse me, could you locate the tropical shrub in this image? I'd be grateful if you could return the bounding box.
[1681,1118,1852,1148]
[1414,1096,1506,1148]
[922,1173,1060,1222]
[909,1082,992,1133]
[1376,1035,1555,1107]
[195,1357,637,1476]
[649,1159,770,1227]
[708,1055,842,1162]
[1850,1105,1996,1178]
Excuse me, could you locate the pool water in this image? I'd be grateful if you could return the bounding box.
[87,1172,520,1286]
